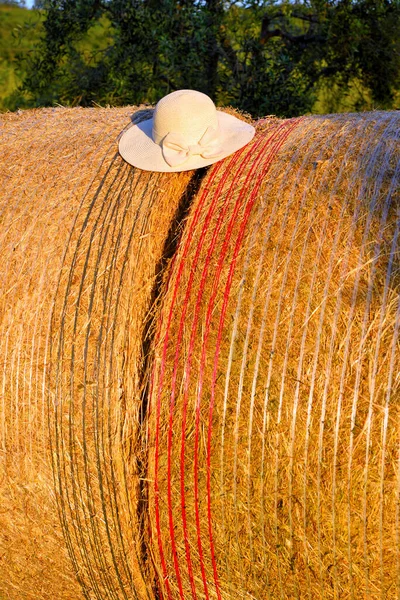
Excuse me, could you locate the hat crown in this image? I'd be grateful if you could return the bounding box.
[152,90,219,146]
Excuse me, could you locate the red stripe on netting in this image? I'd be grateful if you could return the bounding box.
[177,132,274,599]
[151,117,300,600]
[175,146,255,598]
[191,120,300,599]
[166,152,246,599]
[153,134,264,599]
[205,119,302,595]
[191,127,287,598]
[152,156,229,599]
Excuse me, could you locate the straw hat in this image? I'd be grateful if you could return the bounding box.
[119,89,255,172]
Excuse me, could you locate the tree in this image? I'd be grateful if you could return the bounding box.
[257,0,400,109]
[20,0,400,117]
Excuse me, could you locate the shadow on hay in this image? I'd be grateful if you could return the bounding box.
[137,164,209,589]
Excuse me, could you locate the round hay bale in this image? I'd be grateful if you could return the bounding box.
[0,105,196,600]
[1,106,399,600]
[147,111,400,600]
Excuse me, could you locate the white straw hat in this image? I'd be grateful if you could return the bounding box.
[119,89,255,172]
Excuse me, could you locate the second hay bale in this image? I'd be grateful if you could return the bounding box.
[147,111,400,599]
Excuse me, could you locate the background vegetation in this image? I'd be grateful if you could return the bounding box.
[1,0,399,117]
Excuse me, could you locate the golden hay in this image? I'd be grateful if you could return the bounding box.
[0,106,399,600]
[147,111,400,600]
[0,105,196,600]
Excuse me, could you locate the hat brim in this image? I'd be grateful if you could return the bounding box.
[118,111,255,173]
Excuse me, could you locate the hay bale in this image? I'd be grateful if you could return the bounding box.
[1,105,399,600]
[0,105,195,600]
[147,111,400,599]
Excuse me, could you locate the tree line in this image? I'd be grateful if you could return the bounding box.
[20,0,400,117]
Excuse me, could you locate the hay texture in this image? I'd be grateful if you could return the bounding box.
[0,106,399,600]
[147,111,400,600]
[0,105,195,600]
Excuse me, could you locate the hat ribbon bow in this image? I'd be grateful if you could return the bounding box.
[162,126,223,167]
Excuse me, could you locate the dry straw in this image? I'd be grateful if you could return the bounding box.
[0,105,196,600]
[0,105,399,600]
[147,110,400,600]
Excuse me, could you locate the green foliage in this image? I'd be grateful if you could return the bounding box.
[0,4,112,110]
[1,0,400,117]
[0,4,41,110]
[291,0,400,110]
[20,2,113,107]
